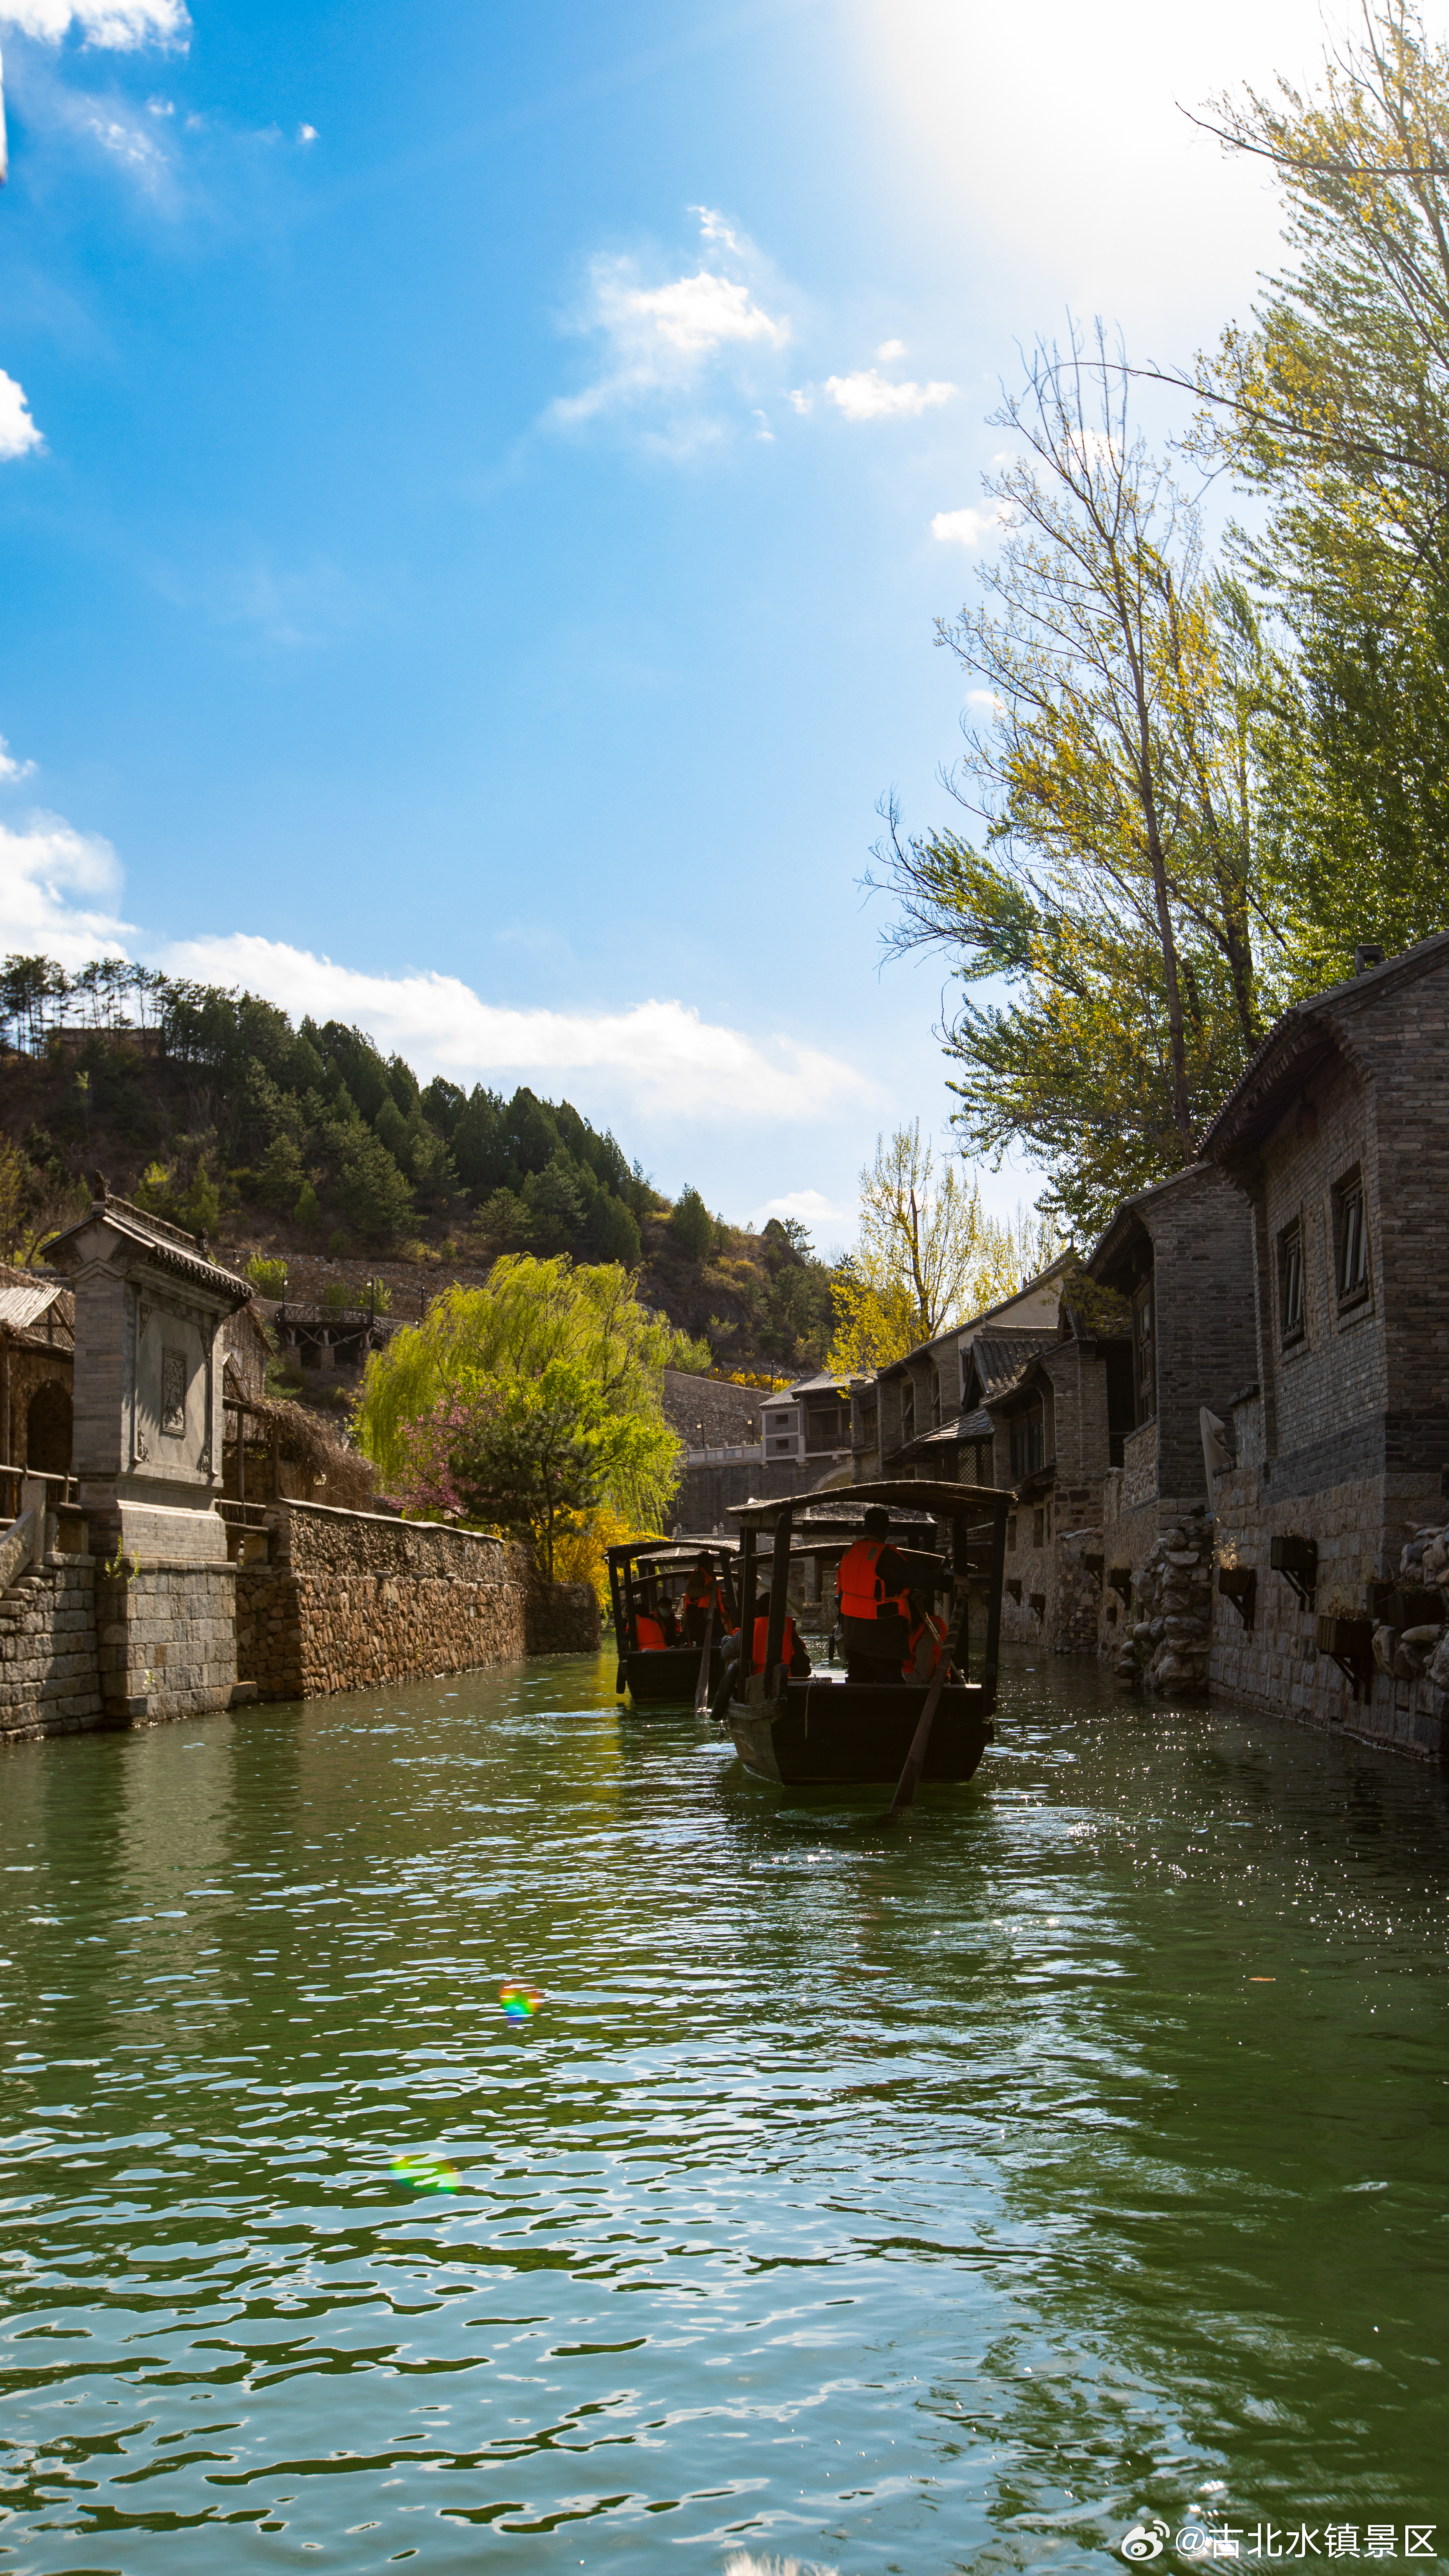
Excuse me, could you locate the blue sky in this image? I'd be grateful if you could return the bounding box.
[0,0,1341,1244]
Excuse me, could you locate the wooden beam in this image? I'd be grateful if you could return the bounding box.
[763,1501,794,1684]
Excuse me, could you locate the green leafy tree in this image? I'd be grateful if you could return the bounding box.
[355,1253,682,1527]
[587,1192,642,1267]
[325,1124,414,1245]
[400,1360,660,1579]
[670,1184,714,1258]
[522,1150,587,1253]
[872,335,1283,1232]
[1188,0,1449,978]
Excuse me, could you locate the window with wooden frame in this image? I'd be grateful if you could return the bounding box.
[1009,1400,1045,1480]
[1333,1168,1370,1309]
[1278,1218,1305,1346]
[1131,1277,1156,1425]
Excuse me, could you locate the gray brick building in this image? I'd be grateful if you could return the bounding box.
[1198,931,1449,1756]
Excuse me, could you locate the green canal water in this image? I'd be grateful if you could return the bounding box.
[2,1649,1447,2576]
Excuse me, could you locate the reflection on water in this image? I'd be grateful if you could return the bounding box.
[2,1650,1447,2574]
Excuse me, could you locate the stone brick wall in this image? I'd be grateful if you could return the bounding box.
[662,1370,761,1447]
[525,1576,601,1655]
[1148,1166,1260,1501]
[1001,1496,1056,1646]
[95,1560,239,1723]
[0,1556,102,1742]
[235,1500,529,1700]
[1209,1454,1449,1759]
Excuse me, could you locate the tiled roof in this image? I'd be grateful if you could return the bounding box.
[0,1282,71,1340]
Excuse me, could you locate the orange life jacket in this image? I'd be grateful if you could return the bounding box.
[635,1613,669,1651]
[752,1612,797,1670]
[838,1539,910,1625]
[903,1610,947,1681]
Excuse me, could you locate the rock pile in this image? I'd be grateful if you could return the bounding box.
[1114,1508,1214,1697]
[1373,1521,1449,1691]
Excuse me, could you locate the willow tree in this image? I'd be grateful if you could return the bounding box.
[872,330,1283,1236]
[354,1255,682,1529]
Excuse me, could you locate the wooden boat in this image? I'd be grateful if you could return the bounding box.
[606,1536,740,1707]
[720,1478,1012,1792]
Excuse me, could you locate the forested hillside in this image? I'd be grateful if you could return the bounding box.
[0,955,843,1375]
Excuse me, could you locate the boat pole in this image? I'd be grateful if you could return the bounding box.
[981,1495,1009,1714]
[738,1527,756,1686]
[886,1568,970,1820]
[693,1603,715,1715]
[762,1502,794,1692]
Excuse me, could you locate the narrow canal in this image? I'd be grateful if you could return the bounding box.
[3,1651,1446,2574]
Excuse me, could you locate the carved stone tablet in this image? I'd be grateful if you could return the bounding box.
[161,1348,187,1436]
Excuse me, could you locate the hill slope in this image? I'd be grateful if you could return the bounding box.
[0,957,843,1377]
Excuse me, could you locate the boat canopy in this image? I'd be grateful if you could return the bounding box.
[726,1476,1014,1532]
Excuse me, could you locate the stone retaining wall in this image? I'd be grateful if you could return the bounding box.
[235,1500,529,1700]
[1210,1462,1449,1760]
[0,1557,103,1742]
[95,1559,238,1723]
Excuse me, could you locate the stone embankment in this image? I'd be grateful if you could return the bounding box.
[1,1498,601,1741]
[236,1503,530,1699]
[1114,1509,1214,1697]
[0,1556,103,1740]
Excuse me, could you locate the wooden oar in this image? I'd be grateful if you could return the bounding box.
[693,1604,715,1715]
[887,1583,968,1820]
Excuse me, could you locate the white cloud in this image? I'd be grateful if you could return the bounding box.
[691,204,741,255]
[549,207,790,439]
[0,734,36,781]
[298,121,317,143]
[80,104,168,176]
[619,268,786,359]
[876,337,906,360]
[0,0,189,46]
[0,814,133,965]
[966,687,1006,719]
[157,934,876,1124]
[787,388,812,415]
[824,367,955,422]
[0,370,44,462]
[756,1188,854,1229]
[931,501,1014,546]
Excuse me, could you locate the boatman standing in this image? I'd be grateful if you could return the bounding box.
[680,1553,733,1647]
[836,1505,934,1684]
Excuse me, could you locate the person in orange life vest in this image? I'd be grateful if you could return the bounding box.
[680,1554,732,1647]
[902,1606,958,1683]
[749,1602,812,1680]
[836,1505,917,1681]
[633,1607,670,1651]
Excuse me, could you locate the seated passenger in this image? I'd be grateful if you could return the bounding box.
[748,1603,812,1681]
[633,1608,669,1651]
[902,1606,959,1683]
[680,1554,732,1646]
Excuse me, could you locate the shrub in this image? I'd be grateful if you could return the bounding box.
[246,1254,288,1298]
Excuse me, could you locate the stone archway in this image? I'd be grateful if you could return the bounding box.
[26,1379,73,1475]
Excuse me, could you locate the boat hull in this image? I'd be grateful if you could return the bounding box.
[622,1645,721,1705]
[725,1677,993,1787]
